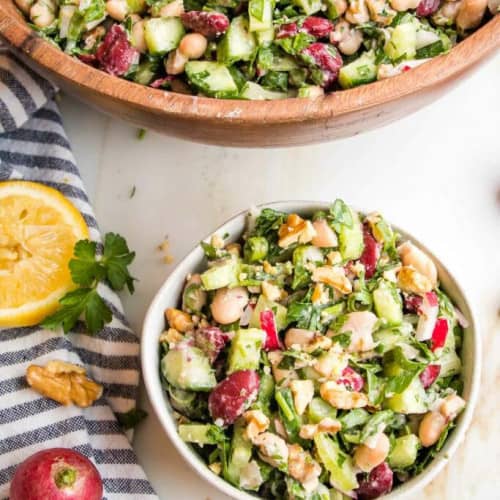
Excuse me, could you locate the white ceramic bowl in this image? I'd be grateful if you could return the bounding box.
[142,201,481,500]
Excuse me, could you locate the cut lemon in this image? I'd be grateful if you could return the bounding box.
[0,181,89,327]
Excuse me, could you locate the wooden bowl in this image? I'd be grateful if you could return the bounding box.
[0,1,499,147]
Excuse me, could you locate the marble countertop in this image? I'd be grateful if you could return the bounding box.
[59,52,500,500]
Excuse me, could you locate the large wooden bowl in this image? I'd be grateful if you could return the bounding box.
[0,1,499,147]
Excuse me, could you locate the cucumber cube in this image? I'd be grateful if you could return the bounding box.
[338,51,378,89]
[200,257,239,290]
[373,280,403,326]
[384,22,417,61]
[385,377,427,414]
[249,295,287,332]
[240,82,288,100]
[217,16,257,65]
[388,434,420,469]
[144,17,185,55]
[292,0,322,14]
[338,209,364,260]
[248,0,274,32]
[228,328,266,374]
[185,61,239,99]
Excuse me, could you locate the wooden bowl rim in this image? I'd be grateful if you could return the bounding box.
[0,4,499,125]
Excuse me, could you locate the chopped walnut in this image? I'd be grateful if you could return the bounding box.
[312,266,352,294]
[243,410,270,441]
[287,444,321,492]
[320,381,368,409]
[278,214,317,248]
[165,308,194,332]
[26,360,102,407]
[397,266,433,294]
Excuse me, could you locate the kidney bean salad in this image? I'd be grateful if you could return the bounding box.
[158,200,468,499]
[19,0,498,99]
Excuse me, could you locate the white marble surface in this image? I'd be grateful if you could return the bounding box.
[59,52,500,500]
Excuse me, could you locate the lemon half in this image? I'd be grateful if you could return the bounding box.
[0,181,89,327]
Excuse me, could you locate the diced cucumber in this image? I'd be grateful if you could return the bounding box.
[384,22,417,61]
[308,397,337,423]
[388,434,420,469]
[162,345,216,391]
[338,51,377,89]
[224,421,253,486]
[244,236,269,262]
[338,209,364,261]
[373,280,403,326]
[292,0,322,15]
[248,0,273,32]
[385,377,427,414]
[256,28,275,46]
[314,433,359,492]
[297,85,324,98]
[249,295,288,332]
[127,0,146,13]
[144,17,184,55]
[258,47,299,71]
[240,82,288,100]
[228,328,267,373]
[217,16,256,65]
[323,0,341,19]
[373,328,403,353]
[132,59,159,85]
[437,327,461,378]
[200,257,238,290]
[179,424,222,445]
[185,61,239,99]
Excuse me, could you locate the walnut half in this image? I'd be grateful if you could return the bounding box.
[26,360,103,408]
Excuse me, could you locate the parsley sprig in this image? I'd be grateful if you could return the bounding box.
[41,233,135,334]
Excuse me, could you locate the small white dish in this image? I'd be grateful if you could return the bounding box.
[141,201,481,500]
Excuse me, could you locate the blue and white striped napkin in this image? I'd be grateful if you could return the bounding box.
[0,45,157,499]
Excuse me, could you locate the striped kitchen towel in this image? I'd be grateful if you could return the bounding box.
[0,46,157,499]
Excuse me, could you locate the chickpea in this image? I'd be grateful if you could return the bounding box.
[331,20,364,56]
[456,0,488,31]
[366,0,396,24]
[30,0,56,28]
[345,0,370,24]
[106,0,129,21]
[159,0,184,17]
[15,0,34,15]
[179,33,208,59]
[397,242,437,288]
[432,0,462,25]
[210,286,249,325]
[165,49,188,75]
[131,19,147,53]
[419,411,447,447]
[489,0,500,13]
[311,219,338,248]
[440,394,466,420]
[389,0,420,10]
[354,433,391,472]
[284,328,316,349]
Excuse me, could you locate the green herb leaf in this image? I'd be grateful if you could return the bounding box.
[359,410,394,443]
[103,233,136,292]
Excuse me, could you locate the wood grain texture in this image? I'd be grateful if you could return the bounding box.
[0,0,499,147]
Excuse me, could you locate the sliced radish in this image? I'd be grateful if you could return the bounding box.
[359,226,381,279]
[260,310,281,351]
[430,318,449,351]
[419,364,441,388]
[415,292,438,341]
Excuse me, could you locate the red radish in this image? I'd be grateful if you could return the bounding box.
[415,291,439,341]
[403,294,423,313]
[356,462,394,499]
[359,226,381,279]
[431,318,449,351]
[419,364,441,388]
[337,366,364,392]
[260,310,281,350]
[10,448,102,500]
[208,370,260,425]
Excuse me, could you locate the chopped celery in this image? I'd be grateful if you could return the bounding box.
[373,280,403,326]
[179,424,224,445]
[314,433,359,492]
[308,397,337,423]
[338,209,364,260]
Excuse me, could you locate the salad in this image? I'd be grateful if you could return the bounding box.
[159,201,467,499]
[17,0,498,99]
